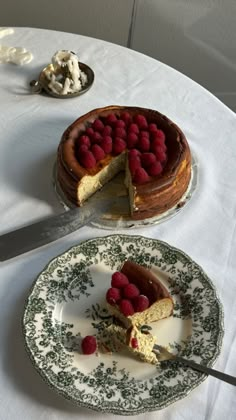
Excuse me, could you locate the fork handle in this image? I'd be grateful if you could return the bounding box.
[172,356,236,386]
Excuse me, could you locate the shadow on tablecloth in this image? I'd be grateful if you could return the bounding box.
[3,271,98,418]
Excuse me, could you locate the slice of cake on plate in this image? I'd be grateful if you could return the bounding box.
[100,260,174,364]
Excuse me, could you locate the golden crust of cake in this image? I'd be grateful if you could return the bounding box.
[57,105,191,220]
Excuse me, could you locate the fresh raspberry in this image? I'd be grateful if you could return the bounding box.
[106,287,121,304]
[91,144,105,161]
[156,129,166,141]
[92,119,104,132]
[77,144,89,155]
[129,123,139,135]
[131,338,139,349]
[140,130,149,139]
[133,167,149,184]
[149,123,158,133]
[114,127,127,139]
[91,131,102,144]
[133,295,150,312]
[155,149,167,162]
[100,136,113,154]
[137,136,150,152]
[115,119,126,129]
[85,127,94,137]
[151,137,166,149]
[81,335,97,355]
[147,161,162,176]
[79,150,96,168]
[113,137,126,155]
[141,152,156,168]
[128,149,141,159]
[78,135,91,148]
[119,299,135,316]
[153,145,167,155]
[128,156,141,174]
[102,125,112,136]
[134,114,148,129]
[126,132,138,149]
[123,283,140,299]
[111,272,129,288]
[106,113,117,126]
[120,111,132,125]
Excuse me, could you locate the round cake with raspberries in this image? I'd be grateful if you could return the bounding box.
[105,260,174,329]
[57,105,191,220]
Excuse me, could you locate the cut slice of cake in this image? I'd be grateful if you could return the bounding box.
[106,260,174,329]
[100,323,158,364]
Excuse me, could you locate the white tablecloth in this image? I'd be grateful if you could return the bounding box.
[0,28,236,420]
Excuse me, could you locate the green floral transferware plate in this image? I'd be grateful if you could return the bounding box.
[22,235,224,415]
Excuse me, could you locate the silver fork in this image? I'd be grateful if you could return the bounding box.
[153,344,236,386]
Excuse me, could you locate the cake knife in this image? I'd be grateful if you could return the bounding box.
[0,193,119,261]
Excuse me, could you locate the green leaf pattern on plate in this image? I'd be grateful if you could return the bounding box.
[23,235,224,415]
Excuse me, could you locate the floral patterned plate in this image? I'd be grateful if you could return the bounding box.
[22,235,224,415]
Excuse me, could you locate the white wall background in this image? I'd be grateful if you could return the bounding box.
[1,0,236,112]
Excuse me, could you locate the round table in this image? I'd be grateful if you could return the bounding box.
[0,27,235,420]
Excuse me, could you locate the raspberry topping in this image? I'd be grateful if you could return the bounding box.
[133,295,150,312]
[134,114,148,129]
[127,132,138,149]
[156,129,165,141]
[106,287,121,304]
[77,144,89,155]
[149,123,158,132]
[131,338,139,349]
[119,299,135,316]
[102,125,112,136]
[75,112,168,184]
[91,144,105,161]
[141,152,156,168]
[92,118,104,132]
[114,127,126,139]
[133,167,150,184]
[100,136,113,154]
[113,137,126,155]
[151,137,165,149]
[147,161,162,176]
[78,135,91,147]
[123,283,140,299]
[137,136,150,152]
[128,156,141,175]
[81,335,97,355]
[128,149,141,158]
[129,123,139,135]
[85,127,94,137]
[155,149,166,162]
[92,131,103,144]
[111,272,129,288]
[120,111,132,125]
[79,150,96,168]
[140,130,149,139]
[106,113,117,125]
[115,119,126,129]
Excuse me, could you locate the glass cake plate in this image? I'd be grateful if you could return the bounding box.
[22,234,224,415]
[52,153,198,229]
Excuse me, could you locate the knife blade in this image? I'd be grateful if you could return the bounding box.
[0,193,119,261]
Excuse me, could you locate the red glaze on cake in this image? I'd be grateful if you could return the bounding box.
[57,105,191,220]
